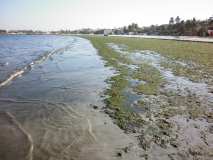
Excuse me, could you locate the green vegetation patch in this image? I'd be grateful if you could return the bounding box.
[85,36,143,130]
[132,63,164,95]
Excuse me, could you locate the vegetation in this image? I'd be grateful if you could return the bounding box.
[142,17,213,36]
[85,35,213,153]
[84,36,213,127]
[71,16,213,37]
[132,63,164,95]
[90,36,213,83]
[85,36,143,130]
[111,16,213,37]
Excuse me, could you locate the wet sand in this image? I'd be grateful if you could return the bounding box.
[0,100,144,160]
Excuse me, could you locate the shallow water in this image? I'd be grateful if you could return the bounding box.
[0,35,75,85]
[0,36,144,160]
[0,36,112,103]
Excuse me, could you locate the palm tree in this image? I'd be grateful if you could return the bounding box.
[175,16,180,24]
[169,17,174,25]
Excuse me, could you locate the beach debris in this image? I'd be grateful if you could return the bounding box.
[116,151,122,157]
[93,105,99,109]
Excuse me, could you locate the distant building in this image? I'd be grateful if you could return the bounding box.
[0,30,7,34]
[113,28,124,35]
[104,29,112,36]
[208,27,213,36]
[208,15,213,37]
[7,30,34,34]
[197,26,208,37]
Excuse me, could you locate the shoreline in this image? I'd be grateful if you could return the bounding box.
[1,33,213,43]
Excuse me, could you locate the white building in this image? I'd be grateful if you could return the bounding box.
[104,29,112,36]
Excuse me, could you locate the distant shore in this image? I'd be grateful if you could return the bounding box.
[2,33,213,43]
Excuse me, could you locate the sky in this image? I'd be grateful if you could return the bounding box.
[0,0,213,31]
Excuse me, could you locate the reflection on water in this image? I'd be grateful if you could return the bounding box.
[0,36,115,160]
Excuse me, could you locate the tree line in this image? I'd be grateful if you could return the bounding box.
[122,16,213,36]
[1,16,213,36]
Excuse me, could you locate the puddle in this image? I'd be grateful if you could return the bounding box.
[129,78,146,87]
[123,87,144,113]
[108,43,128,53]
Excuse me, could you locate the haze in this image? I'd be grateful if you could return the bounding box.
[0,0,213,31]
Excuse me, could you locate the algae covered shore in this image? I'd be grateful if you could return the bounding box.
[86,36,213,160]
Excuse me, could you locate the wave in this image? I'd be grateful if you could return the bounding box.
[0,45,70,88]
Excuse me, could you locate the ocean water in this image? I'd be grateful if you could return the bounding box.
[0,35,114,160]
[0,35,75,86]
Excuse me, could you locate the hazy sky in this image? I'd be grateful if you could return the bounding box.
[1,0,213,30]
